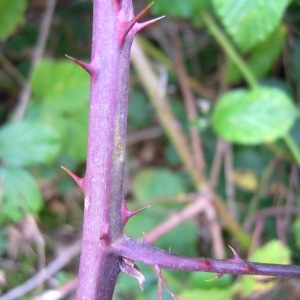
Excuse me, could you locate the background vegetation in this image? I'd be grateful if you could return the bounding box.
[1,0,300,299]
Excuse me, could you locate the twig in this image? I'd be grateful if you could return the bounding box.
[1,240,81,300]
[224,141,237,218]
[210,138,226,188]
[127,126,163,145]
[172,37,206,179]
[131,38,249,250]
[14,0,57,121]
[139,194,207,244]
[33,278,77,300]
[0,52,26,86]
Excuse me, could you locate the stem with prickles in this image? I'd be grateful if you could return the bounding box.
[63,1,300,299]
[64,1,161,298]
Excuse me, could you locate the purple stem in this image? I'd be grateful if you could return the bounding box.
[75,1,155,298]
[72,1,300,299]
[114,237,300,278]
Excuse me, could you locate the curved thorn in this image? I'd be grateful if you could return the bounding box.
[118,2,156,46]
[61,166,84,190]
[228,245,244,262]
[65,54,92,74]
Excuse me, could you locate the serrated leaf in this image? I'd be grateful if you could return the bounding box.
[0,168,43,222]
[0,0,27,41]
[0,121,60,167]
[132,168,187,202]
[148,0,210,19]
[228,25,287,84]
[212,87,298,145]
[212,0,290,52]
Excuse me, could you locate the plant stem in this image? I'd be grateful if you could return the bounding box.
[283,134,300,167]
[76,1,135,298]
[201,11,258,90]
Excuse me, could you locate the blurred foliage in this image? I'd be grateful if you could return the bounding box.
[0,0,300,299]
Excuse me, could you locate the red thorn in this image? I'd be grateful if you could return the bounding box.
[133,15,165,33]
[118,2,155,46]
[61,166,84,190]
[65,54,92,74]
[122,199,150,224]
[228,245,244,262]
[206,273,224,281]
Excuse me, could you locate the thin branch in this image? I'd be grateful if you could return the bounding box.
[14,0,57,122]
[224,141,237,218]
[172,37,206,178]
[209,138,226,189]
[33,278,77,300]
[139,194,207,244]
[114,237,300,277]
[1,240,81,300]
[0,52,26,86]
[131,38,251,249]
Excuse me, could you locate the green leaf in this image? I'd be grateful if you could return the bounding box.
[148,0,210,19]
[180,287,234,300]
[228,25,287,84]
[236,240,290,296]
[132,168,187,202]
[212,87,298,145]
[0,121,60,167]
[212,0,290,52]
[29,59,89,161]
[31,59,89,101]
[0,168,43,222]
[250,240,290,264]
[128,90,152,128]
[0,0,27,41]
[189,272,233,289]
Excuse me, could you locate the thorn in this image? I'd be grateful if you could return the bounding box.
[122,199,151,224]
[228,245,244,262]
[206,273,224,281]
[133,15,165,33]
[118,2,159,46]
[61,166,84,190]
[120,257,145,291]
[128,205,151,218]
[65,54,92,74]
